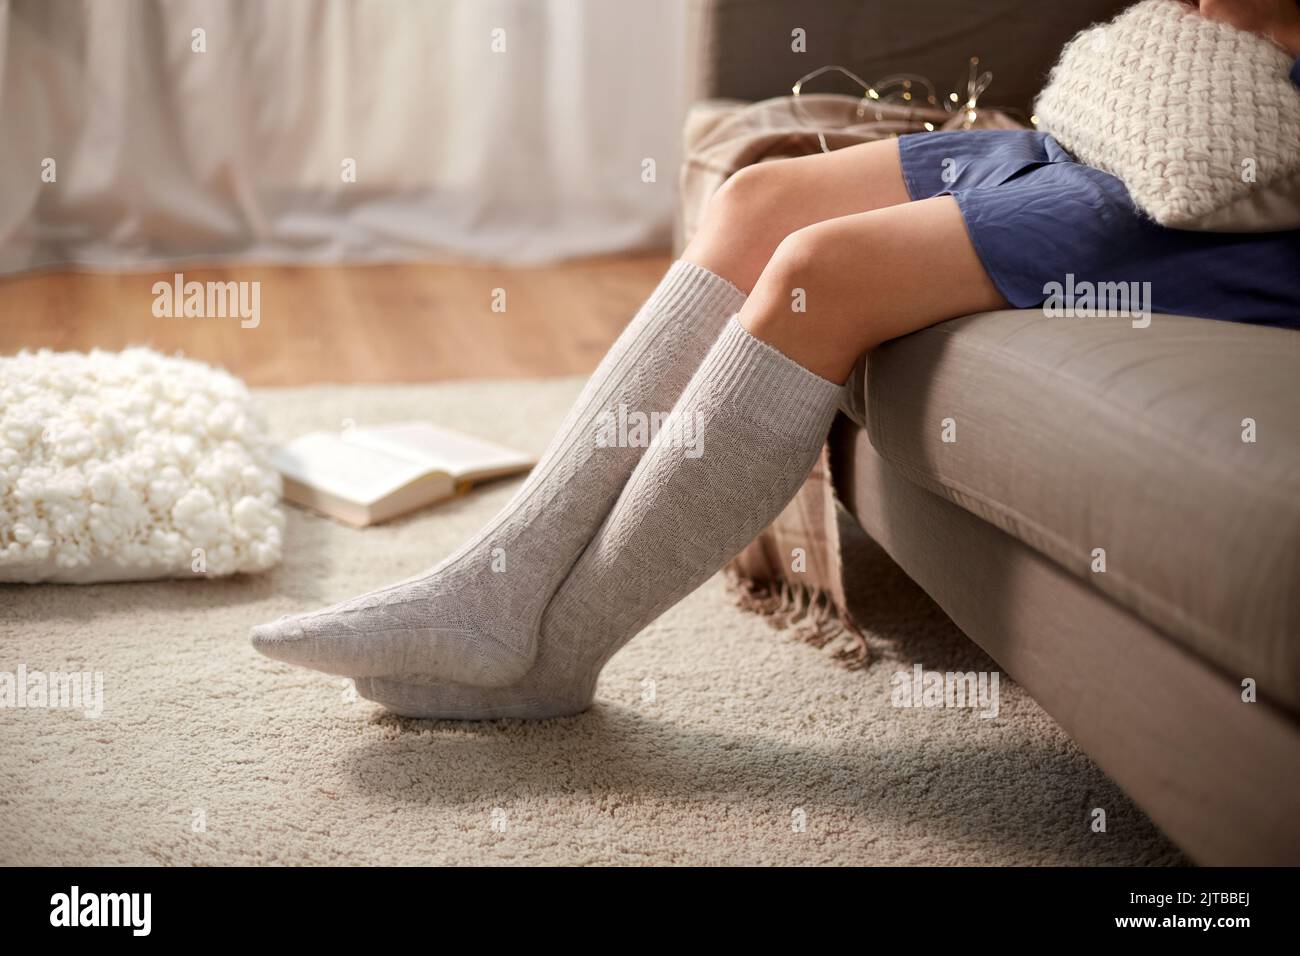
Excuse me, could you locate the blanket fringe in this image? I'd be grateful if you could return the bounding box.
[725,571,870,668]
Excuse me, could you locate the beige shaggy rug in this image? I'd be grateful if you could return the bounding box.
[0,378,1184,866]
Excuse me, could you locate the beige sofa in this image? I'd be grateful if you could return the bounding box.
[685,0,1300,865]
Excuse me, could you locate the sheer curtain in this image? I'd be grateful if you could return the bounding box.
[0,0,689,272]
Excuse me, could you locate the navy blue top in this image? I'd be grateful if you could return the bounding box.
[896,58,1300,330]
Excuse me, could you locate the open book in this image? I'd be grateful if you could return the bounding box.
[271,422,535,527]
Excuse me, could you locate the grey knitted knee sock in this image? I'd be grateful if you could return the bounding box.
[250,261,744,687]
[354,317,846,718]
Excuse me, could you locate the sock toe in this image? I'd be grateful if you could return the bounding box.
[249,609,534,688]
[249,615,307,659]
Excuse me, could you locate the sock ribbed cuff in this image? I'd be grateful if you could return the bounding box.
[645,260,747,334]
[521,259,745,494]
[702,317,846,443]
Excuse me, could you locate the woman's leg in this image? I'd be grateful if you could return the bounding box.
[684,139,910,293]
[252,259,744,687]
[737,196,1006,382]
[354,196,1008,719]
[251,141,908,687]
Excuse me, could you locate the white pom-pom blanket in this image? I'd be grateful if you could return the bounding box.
[1034,0,1300,230]
[0,348,284,584]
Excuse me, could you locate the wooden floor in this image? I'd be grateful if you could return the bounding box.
[0,254,672,385]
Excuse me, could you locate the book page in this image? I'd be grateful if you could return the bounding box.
[348,423,533,480]
[272,432,438,506]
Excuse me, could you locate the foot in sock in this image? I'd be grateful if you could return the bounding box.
[249,261,745,688]
[351,317,846,718]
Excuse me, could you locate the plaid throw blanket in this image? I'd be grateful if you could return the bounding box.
[725,441,874,666]
[678,92,1021,664]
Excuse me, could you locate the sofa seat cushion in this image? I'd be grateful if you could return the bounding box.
[854,310,1299,706]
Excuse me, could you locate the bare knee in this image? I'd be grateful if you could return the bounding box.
[738,221,879,382]
[701,163,781,232]
[684,163,795,292]
[749,223,844,329]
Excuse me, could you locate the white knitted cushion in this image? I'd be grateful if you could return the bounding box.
[1034,0,1300,231]
[0,348,284,583]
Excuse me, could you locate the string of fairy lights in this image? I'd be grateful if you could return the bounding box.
[790,56,1034,152]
